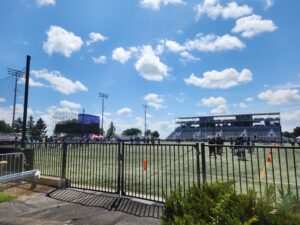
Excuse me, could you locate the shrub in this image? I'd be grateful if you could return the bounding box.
[162,182,300,225]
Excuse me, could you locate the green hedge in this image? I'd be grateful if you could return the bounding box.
[162,182,300,225]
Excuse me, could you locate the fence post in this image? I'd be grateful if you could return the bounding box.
[196,143,201,187]
[121,142,125,195]
[117,142,121,194]
[201,143,207,183]
[61,142,67,179]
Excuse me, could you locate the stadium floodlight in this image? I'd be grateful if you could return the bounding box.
[143,104,148,136]
[7,68,26,129]
[99,92,109,132]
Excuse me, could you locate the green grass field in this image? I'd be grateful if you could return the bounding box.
[31,142,300,202]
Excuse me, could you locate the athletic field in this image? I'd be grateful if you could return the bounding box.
[31,142,300,202]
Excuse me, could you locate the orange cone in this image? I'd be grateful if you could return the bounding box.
[267,151,272,163]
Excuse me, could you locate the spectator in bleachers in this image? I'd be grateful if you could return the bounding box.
[208,136,216,157]
[216,135,223,155]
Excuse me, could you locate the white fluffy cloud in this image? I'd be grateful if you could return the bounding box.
[232,14,277,38]
[0,97,5,103]
[91,55,106,64]
[211,104,229,114]
[117,107,132,116]
[144,93,165,110]
[185,34,245,52]
[31,69,88,95]
[140,0,185,10]
[258,89,300,105]
[112,47,133,64]
[180,51,200,62]
[164,40,200,62]
[184,68,252,89]
[201,96,226,106]
[281,109,300,132]
[60,100,81,110]
[86,32,107,46]
[135,45,169,81]
[263,0,275,8]
[194,0,252,20]
[43,26,83,57]
[0,104,33,124]
[19,77,45,87]
[200,96,229,114]
[165,40,185,52]
[36,0,55,7]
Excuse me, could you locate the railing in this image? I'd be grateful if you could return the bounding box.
[123,143,199,202]
[66,143,119,193]
[203,144,300,199]
[28,142,300,202]
[0,152,24,177]
[27,143,63,177]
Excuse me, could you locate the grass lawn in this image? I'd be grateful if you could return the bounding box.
[0,192,16,203]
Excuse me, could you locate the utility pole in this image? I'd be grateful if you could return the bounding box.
[7,68,25,130]
[99,92,108,133]
[143,105,148,136]
[22,55,31,148]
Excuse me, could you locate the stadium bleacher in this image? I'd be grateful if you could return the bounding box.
[167,113,282,142]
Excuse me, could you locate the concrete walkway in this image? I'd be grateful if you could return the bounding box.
[0,188,162,225]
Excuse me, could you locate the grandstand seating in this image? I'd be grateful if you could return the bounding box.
[167,126,281,141]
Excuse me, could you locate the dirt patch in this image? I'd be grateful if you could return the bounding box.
[0,181,54,197]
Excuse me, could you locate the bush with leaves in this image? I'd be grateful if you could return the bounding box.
[162,182,300,225]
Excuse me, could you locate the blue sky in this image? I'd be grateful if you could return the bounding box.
[0,0,300,137]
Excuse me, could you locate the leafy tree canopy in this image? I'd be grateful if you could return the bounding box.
[0,120,13,133]
[122,128,142,137]
[106,122,116,138]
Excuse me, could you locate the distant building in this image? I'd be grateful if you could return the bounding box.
[167,112,282,142]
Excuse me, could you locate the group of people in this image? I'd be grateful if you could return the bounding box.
[129,136,161,145]
[208,135,256,161]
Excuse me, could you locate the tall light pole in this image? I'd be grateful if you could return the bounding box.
[7,68,25,130]
[99,92,108,133]
[143,105,148,136]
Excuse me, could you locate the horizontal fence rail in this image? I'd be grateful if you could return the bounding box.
[0,152,24,177]
[28,142,300,202]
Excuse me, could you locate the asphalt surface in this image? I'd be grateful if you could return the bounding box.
[0,188,162,225]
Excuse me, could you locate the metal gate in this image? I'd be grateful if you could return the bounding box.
[121,143,200,202]
[31,142,201,202]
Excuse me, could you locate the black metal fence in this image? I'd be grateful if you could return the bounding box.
[203,144,300,199]
[0,152,24,177]
[27,142,300,202]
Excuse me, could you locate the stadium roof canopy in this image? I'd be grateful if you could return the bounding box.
[176,112,280,120]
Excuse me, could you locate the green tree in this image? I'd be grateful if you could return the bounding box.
[57,119,78,125]
[122,128,142,137]
[294,127,300,137]
[34,118,47,141]
[151,130,160,138]
[282,131,294,138]
[99,127,105,135]
[145,129,152,136]
[106,122,116,138]
[0,120,13,133]
[13,117,23,133]
[27,116,35,139]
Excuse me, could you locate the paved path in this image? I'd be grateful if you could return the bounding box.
[0,188,162,225]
